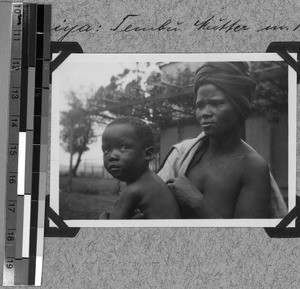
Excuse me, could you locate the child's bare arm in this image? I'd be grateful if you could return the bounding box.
[109,189,141,219]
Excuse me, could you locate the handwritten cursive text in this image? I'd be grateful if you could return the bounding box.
[110,14,183,32]
[194,16,250,33]
[52,20,99,41]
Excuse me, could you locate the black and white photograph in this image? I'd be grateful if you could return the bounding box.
[50,53,296,227]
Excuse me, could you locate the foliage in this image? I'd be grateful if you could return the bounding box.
[88,61,288,129]
[89,64,195,128]
[250,61,288,122]
[60,92,97,176]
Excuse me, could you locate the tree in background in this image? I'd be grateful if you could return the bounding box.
[87,61,288,127]
[59,61,288,185]
[250,61,288,122]
[145,62,289,124]
[151,66,194,124]
[88,63,195,127]
[60,92,97,181]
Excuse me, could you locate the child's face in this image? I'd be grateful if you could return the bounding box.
[102,123,149,183]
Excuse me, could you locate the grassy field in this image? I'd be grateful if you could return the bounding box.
[59,176,121,220]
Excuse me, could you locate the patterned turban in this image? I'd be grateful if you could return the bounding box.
[194,62,256,120]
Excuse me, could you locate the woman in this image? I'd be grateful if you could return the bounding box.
[158,62,287,219]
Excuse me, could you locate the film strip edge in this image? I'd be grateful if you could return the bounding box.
[3,2,23,286]
[3,3,52,286]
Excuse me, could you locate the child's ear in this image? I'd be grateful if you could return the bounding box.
[144,146,154,161]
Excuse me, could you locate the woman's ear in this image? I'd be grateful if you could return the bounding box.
[144,146,154,161]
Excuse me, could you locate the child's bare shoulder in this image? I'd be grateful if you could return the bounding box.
[122,170,169,201]
[122,180,148,199]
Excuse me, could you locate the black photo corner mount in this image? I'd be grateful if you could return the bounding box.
[44,195,80,238]
[265,196,300,238]
[264,41,300,238]
[49,41,83,83]
[45,42,83,238]
[266,41,300,83]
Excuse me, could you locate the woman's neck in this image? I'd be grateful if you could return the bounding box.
[207,129,242,155]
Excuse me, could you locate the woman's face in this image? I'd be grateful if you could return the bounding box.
[195,84,241,138]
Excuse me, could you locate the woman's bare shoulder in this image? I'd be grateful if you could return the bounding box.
[240,142,270,176]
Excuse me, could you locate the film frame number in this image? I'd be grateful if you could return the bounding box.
[8,200,16,213]
[9,145,18,156]
[11,89,19,100]
[5,259,14,269]
[6,230,15,242]
[13,4,22,15]
[11,60,21,71]
[10,118,18,128]
[8,174,17,184]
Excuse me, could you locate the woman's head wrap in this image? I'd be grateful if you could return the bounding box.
[194,62,256,121]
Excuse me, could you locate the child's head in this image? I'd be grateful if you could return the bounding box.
[102,117,154,184]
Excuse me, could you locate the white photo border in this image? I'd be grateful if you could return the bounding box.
[50,53,297,228]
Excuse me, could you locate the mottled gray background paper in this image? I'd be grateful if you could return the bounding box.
[1,0,300,288]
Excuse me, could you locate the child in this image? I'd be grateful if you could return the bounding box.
[101,116,180,219]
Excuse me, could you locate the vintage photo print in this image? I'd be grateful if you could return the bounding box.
[50,53,297,227]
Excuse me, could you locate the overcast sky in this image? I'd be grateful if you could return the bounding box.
[52,54,160,169]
